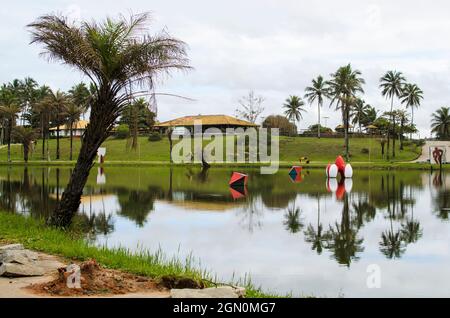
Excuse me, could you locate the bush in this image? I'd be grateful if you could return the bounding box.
[361,148,370,154]
[115,124,130,139]
[148,132,162,142]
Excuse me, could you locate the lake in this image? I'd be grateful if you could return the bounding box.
[0,166,449,297]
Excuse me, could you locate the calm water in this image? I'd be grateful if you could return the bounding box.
[1,166,450,297]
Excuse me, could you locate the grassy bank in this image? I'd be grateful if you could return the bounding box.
[0,136,421,164]
[0,212,281,298]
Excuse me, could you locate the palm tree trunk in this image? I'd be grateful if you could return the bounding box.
[344,103,350,162]
[49,114,112,227]
[23,144,29,162]
[41,118,45,160]
[411,107,414,140]
[7,119,11,163]
[317,102,321,139]
[56,123,60,160]
[69,122,74,161]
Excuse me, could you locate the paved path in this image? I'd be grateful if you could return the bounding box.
[413,141,450,163]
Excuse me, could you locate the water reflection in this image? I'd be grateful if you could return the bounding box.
[1,166,449,296]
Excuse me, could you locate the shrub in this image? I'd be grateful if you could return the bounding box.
[115,124,130,139]
[148,131,162,142]
[361,148,370,154]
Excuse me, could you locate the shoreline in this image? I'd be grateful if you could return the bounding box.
[0,212,284,298]
[0,160,444,171]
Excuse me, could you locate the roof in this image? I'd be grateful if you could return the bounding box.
[335,124,354,129]
[154,115,258,128]
[50,120,89,131]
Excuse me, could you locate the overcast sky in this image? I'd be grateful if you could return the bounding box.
[1,0,449,137]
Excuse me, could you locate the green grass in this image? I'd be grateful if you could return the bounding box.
[0,136,421,165]
[0,212,283,298]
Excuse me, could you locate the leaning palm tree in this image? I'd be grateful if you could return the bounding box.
[401,83,423,138]
[11,126,36,162]
[283,95,306,132]
[305,75,329,138]
[431,107,450,140]
[64,103,83,160]
[29,12,190,227]
[327,64,365,162]
[0,90,21,162]
[379,71,406,159]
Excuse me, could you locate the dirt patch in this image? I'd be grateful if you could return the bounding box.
[27,259,168,297]
[158,274,206,290]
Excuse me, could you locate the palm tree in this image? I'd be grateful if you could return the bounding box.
[431,107,450,140]
[305,76,329,138]
[304,196,327,254]
[11,127,36,162]
[327,64,365,161]
[283,203,304,234]
[29,12,190,227]
[395,110,409,150]
[351,98,369,133]
[64,103,83,160]
[401,83,423,138]
[283,95,306,132]
[38,90,72,160]
[0,88,21,162]
[379,71,406,159]
[35,94,54,160]
[69,82,91,119]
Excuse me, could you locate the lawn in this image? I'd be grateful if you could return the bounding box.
[0,136,422,164]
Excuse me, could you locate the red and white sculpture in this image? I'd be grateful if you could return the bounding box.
[326,156,353,179]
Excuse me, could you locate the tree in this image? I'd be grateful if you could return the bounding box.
[283,95,306,131]
[39,90,72,160]
[262,115,297,136]
[431,107,450,140]
[327,64,365,162]
[235,91,265,123]
[119,98,156,150]
[395,109,409,150]
[283,203,304,234]
[12,127,36,162]
[379,71,406,159]
[64,103,83,160]
[35,91,54,160]
[351,98,370,133]
[29,12,190,227]
[68,82,91,119]
[0,86,21,162]
[401,83,423,138]
[305,75,329,138]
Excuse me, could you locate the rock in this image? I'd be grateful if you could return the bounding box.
[0,244,24,251]
[170,286,246,298]
[0,263,45,277]
[0,249,38,265]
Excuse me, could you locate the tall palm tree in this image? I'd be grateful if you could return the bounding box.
[64,103,83,160]
[283,95,306,132]
[401,83,423,138]
[69,82,91,119]
[431,107,450,140]
[39,90,72,160]
[304,196,327,254]
[35,94,54,160]
[379,71,406,159]
[11,126,36,162]
[305,75,329,138]
[327,64,365,161]
[0,88,21,162]
[351,98,369,133]
[29,12,190,227]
